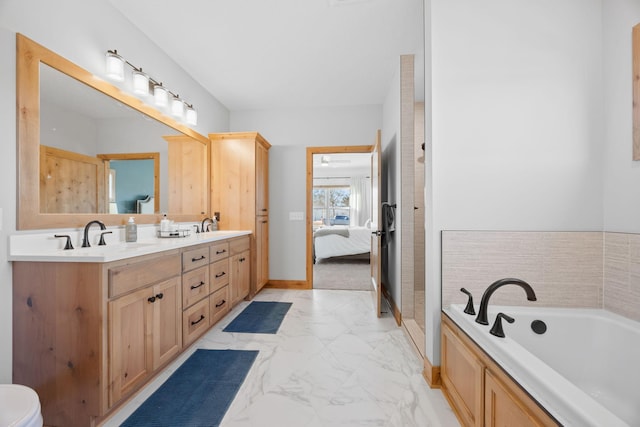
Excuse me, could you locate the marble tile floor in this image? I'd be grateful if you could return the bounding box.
[102,289,459,427]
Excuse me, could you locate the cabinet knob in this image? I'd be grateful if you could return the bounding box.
[147,296,156,303]
[156,293,164,300]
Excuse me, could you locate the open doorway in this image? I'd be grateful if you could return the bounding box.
[306,146,373,290]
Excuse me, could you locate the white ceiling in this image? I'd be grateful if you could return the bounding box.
[109,0,424,111]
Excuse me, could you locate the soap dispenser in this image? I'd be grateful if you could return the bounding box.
[125,217,137,242]
[160,213,170,233]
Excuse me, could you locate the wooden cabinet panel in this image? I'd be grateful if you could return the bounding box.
[151,277,182,369]
[109,286,152,406]
[256,217,269,292]
[211,258,230,292]
[210,241,230,263]
[256,141,269,215]
[210,286,230,326]
[183,297,210,347]
[182,245,210,272]
[441,321,484,427]
[210,132,270,297]
[182,265,210,308]
[231,250,251,306]
[109,252,180,297]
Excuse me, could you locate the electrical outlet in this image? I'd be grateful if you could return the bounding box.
[289,211,304,221]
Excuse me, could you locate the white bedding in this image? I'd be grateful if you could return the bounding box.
[314,226,371,261]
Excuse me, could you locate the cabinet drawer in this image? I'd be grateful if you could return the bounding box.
[210,259,230,292]
[182,265,210,308]
[183,298,209,347]
[209,286,230,326]
[210,242,230,263]
[109,253,181,298]
[230,236,250,254]
[182,246,210,272]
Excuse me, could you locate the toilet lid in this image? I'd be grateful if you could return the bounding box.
[0,384,42,426]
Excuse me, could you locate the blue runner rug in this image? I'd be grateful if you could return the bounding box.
[121,349,258,427]
[223,301,292,334]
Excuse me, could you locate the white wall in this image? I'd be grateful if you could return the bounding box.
[426,0,604,364]
[231,105,382,281]
[603,0,640,232]
[0,0,230,383]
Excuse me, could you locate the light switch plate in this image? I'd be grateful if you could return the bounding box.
[289,211,304,221]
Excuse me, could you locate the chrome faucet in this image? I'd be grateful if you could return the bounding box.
[201,217,214,233]
[81,220,106,248]
[475,278,536,325]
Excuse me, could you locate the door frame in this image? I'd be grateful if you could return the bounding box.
[305,145,374,289]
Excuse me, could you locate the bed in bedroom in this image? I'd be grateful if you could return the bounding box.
[313,226,371,262]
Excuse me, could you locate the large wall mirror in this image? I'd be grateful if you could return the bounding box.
[17,33,209,229]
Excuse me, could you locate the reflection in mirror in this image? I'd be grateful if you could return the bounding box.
[40,64,171,214]
[16,33,210,229]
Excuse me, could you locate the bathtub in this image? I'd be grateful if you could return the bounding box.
[444,304,640,427]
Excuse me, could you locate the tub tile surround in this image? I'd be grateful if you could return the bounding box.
[442,230,640,323]
[604,232,640,321]
[102,289,458,427]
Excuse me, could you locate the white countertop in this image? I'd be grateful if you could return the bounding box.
[9,230,251,263]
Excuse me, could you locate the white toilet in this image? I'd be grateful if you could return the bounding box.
[0,384,43,427]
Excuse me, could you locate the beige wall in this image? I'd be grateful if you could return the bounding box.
[442,230,640,324]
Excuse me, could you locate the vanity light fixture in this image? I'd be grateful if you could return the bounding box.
[171,94,185,117]
[153,83,169,107]
[185,103,198,126]
[132,68,149,96]
[104,49,198,126]
[105,50,124,82]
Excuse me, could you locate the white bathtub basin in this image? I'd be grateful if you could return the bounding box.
[444,304,638,427]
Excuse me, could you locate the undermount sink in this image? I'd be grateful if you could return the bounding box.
[72,241,157,255]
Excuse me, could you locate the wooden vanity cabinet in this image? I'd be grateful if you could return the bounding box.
[210,132,270,297]
[441,314,558,427]
[12,234,251,427]
[230,236,251,306]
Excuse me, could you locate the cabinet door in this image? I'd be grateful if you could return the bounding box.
[109,287,153,406]
[150,277,182,369]
[441,321,484,427]
[230,250,251,305]
[255,217,269,292]
[485,370,557,427]
[255,141,268,215]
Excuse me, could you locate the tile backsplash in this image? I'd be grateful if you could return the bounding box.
[442,230,640,322]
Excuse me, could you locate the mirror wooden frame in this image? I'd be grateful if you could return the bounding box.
[16,33,209,229]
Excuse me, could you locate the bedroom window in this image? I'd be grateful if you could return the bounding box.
[313,186,350,225]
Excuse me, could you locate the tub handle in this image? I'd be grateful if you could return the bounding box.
[460,288,476,315]
[490,312,515,338]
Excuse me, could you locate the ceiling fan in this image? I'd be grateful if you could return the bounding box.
[319,155,351,167]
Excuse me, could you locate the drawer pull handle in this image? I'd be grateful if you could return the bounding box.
[215,299,226,308]
[191,314,205,325]
[147,296,156,303]
[215,272,226,278]
[192,255,206,262]
[190,281,205,290]
[216,249,227,255]
[156,293,163,300]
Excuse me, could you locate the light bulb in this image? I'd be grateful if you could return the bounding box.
[171,95,184,117]
[154,84,168,107]
[185,105,198,126]
[132,69,149,96]
[105,50,124,81]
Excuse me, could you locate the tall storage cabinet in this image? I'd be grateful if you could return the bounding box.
[210,132,270,297]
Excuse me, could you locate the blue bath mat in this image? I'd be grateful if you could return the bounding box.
[223,301,292,334]
[121,349,258,427]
